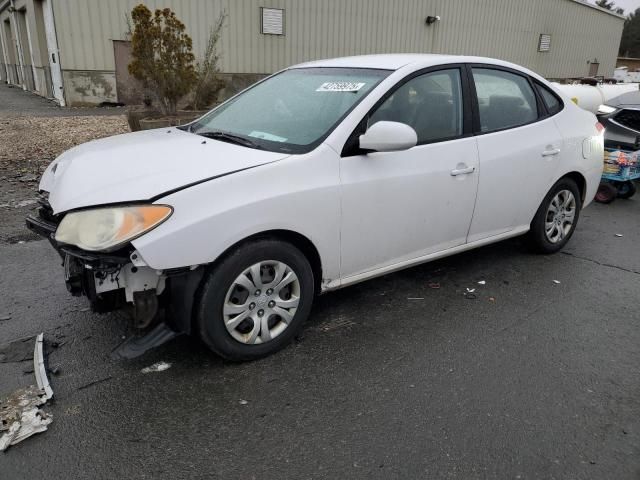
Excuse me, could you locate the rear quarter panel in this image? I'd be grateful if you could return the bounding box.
[552,103,604,207]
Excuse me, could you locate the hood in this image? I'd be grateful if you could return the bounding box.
[42,128,289,214]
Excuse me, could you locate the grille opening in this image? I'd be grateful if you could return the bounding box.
[614,109,640,132]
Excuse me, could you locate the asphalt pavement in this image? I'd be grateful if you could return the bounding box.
[1,198,639,479]
[0,83,126,117]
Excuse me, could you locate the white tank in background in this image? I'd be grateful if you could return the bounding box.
[600,83,639,100]
[552,82,639,113]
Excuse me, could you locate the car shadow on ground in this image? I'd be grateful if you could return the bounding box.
[134,236,530,369]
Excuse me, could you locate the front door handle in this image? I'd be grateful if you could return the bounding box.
[450,166,475,176]
[541,147,561,157]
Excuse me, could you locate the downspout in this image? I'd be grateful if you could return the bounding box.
[9,0,26,90]
[43,0,64,105]
[0,16,9,83]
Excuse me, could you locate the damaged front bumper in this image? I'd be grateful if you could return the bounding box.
[25,196,202,337]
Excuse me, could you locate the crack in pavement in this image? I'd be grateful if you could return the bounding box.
[561,251,640,276]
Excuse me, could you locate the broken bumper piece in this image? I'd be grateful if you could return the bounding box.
[34,333,53,400]
[0,334,53,452]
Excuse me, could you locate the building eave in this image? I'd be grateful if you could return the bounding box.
[0,0,627,20]
[568,0,627,20]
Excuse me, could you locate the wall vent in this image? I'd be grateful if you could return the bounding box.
[538,34,551,52]
[261,8,284,35]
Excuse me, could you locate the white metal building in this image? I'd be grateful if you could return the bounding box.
[0,0,625,106]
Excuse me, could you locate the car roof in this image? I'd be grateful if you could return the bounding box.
[290,54,532,73]
[608,90,640,107]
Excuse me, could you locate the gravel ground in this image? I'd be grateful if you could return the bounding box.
[0,115,129,243]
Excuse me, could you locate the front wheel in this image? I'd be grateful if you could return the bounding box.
[196,239,314,361]
[526,178,582,254]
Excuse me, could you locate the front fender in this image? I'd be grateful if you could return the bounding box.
[131,145,341,284]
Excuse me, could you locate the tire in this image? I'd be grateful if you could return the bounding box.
[616,181,637,199]
[526,177,582,254]
[196,238,314,361]
[595,183,617,204]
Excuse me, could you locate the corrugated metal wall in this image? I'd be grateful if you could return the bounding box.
[51,0,624,78]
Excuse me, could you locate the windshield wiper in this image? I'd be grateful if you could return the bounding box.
[198,131,261,149]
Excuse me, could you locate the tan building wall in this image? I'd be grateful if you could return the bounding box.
[1,0,626,105]
[49,0,624,75]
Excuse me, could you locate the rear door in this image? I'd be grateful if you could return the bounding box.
[466,66,563,243]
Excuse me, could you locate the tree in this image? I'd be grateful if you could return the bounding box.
[620,8,640,57]
[596,0,625,15]
[192,11,227,110]
[128,5,197,116]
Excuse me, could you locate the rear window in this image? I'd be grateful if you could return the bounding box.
[472,68,538,133]
[535,82,563,116]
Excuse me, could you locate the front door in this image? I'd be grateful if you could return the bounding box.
[340,67,479,280]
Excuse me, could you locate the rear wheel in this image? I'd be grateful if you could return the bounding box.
[595,182,617,204]
[196,239,314,361]
[527,178,582,254]
[616,181,637,199]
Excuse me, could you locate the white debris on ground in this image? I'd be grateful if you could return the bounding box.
[0,333,53,452]
[0,385,52,451]
[141,361,172,374]
[553,280,561,284]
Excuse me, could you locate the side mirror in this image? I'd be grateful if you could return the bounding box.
[358,121,418,153]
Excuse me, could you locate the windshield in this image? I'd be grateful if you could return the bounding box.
[189,67,391,153]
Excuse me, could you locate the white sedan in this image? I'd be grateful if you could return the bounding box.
[28,54,604,360]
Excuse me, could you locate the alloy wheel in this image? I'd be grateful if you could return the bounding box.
[544,189,576,243]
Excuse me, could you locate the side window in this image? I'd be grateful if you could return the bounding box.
[535,82,563,116]
[472,68,538,132]
[369,69,463,144]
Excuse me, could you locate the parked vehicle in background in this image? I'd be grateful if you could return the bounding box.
[27,55,604,361]
[596,91,640,202]
[614,66,640,84]
[597,90,640,149]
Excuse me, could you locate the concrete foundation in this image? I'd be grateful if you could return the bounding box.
[62,70,117,106]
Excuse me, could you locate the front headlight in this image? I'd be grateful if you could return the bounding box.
[597,104,617,115]
[55,205,173,252]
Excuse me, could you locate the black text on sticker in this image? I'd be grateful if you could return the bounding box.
[316,82,366,92]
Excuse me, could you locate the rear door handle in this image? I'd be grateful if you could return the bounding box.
[450,166,475,176]
[541,148,561,157]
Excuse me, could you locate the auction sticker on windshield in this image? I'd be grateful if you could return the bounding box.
[316,82,366,92]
